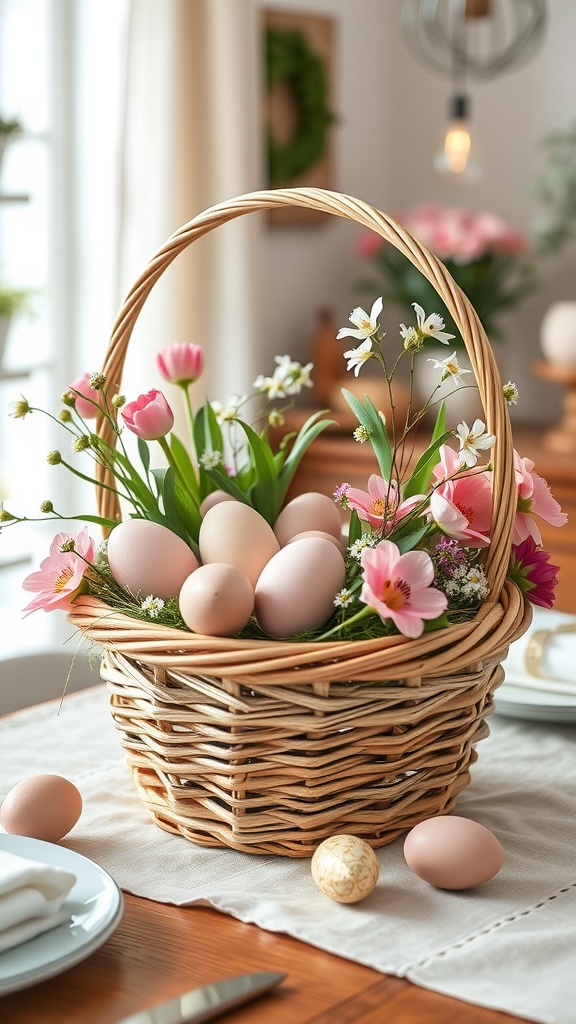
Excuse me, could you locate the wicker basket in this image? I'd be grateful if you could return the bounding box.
[68,188,531,857]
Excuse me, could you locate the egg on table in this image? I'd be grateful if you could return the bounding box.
[311,834,380,904]
[1,774,83,843]
[403,815,505,890]
[107,518,199,601]
[255,536,345,638]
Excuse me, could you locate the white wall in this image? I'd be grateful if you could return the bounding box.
[259,0,576,424]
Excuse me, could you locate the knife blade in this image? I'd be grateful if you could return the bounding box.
[116,971,287,1024]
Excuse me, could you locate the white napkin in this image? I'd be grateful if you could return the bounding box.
[502,607,576,695]
[0,850,76,952]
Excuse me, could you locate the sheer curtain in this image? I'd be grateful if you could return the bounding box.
[117,0,266,407]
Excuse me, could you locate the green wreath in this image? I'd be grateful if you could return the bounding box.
[266,27,334,186]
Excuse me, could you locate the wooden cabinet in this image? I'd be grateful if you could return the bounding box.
[277,416,576,614]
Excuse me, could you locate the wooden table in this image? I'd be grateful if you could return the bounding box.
[3,890,528,1023]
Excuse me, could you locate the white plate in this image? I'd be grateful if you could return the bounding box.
[0,835,123,995]
[494,680,576,723]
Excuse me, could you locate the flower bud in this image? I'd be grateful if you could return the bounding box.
[157,342,204,386]
[121,389,174,440]
[47,450,62,465]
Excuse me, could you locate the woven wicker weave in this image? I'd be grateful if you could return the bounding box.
[68,188,531,857]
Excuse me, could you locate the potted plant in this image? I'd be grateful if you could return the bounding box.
[0,116,22,176]
[0,283,32,369]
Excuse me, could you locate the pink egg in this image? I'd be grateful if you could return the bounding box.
[255,536,345,638]
[107,519,199,601]
[403,815,504,890]
[274,492,343,546]
[199,490,237,517]
[179,563,254,636]
[1,774,82,843]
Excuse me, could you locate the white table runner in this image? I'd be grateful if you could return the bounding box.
[1,685,575,1024]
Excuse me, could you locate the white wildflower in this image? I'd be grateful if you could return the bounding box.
[334,588,354,609]
[427,351,472,385]
[348,534,378,560]
[210,395,245,424]
[343,339,374,376]
[336,297,383,341]
[141,595,165,619]
[456,419,495,468]
[400,303,456,348]
[503,381,519,405]
[199,449,224,470]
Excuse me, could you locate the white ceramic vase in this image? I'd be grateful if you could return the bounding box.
[540,301,576,366]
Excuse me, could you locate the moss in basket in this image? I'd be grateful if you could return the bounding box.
[2,301,567,641]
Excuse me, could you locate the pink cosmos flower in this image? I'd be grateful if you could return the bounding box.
[430,446,492,547]
[121,389,174,440]
[512,450,568,544]
[22,528,97,617]
[360,539,448,639]
[346,474,425,533]
[68,372,102,420]
[156,342,204,386]
[509,536,559,609]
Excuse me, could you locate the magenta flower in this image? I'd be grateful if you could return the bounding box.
[360,539,448,638]
[156,342,204,386]
[513,450,567,544]
[509,536,559,609]
[346,474,425,533]
[22,528,96,617]
[121,389,174,440]
[68,372,102,420]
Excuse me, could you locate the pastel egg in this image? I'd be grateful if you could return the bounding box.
[107,519,199,601]
[274,492,343,546]
[199,502,280,587]
[199,490,237,517]
[403,815,505,890]
[311,834,380,904]
[254,536,345,638]
[1,774,83,843]
[179,563,254,636]
[287,529,345,554]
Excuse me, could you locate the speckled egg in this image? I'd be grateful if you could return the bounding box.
[311,834,380,904]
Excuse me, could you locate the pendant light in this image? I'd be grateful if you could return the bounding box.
[402,0,547,181]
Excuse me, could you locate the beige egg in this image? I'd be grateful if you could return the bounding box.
[311,834,380,904]
[274,491,343,547]
[107,519,199,601]
[179,563,254,636]
[199,490,237,517]
[254,536,345,638]
[287,529,345,555]
[199,501,280,587]
[1,774,83,843]
[403,815,505,890]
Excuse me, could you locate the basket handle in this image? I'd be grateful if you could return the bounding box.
[96,186,515,596]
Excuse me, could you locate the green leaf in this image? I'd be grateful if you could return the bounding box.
[170,433,200,503]
[340,388,393,479]
[393,522,431,554]
[161,467,201,546]
[347,509,362,547]
[193,403,224,500]
[278,410,335,502]
[137,437,151,475]
[404,426,454,498]
[237,422,281,524]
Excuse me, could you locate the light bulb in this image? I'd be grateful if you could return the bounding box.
[433,95,482,182]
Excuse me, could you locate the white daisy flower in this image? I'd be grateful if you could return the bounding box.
[199,449,224,470]
[336,297,383,341]
[400,303,456,348]
[141,595,165,619]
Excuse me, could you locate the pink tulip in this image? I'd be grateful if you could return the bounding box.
[157,342,204,386]
[360,539,448,639]
[121,389,174,440]
[22,528,96,616]
[512,451,567,544]
[68,372,102,419]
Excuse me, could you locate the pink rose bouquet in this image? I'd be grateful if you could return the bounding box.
[2,296,566,641]
[356,204,535,345]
